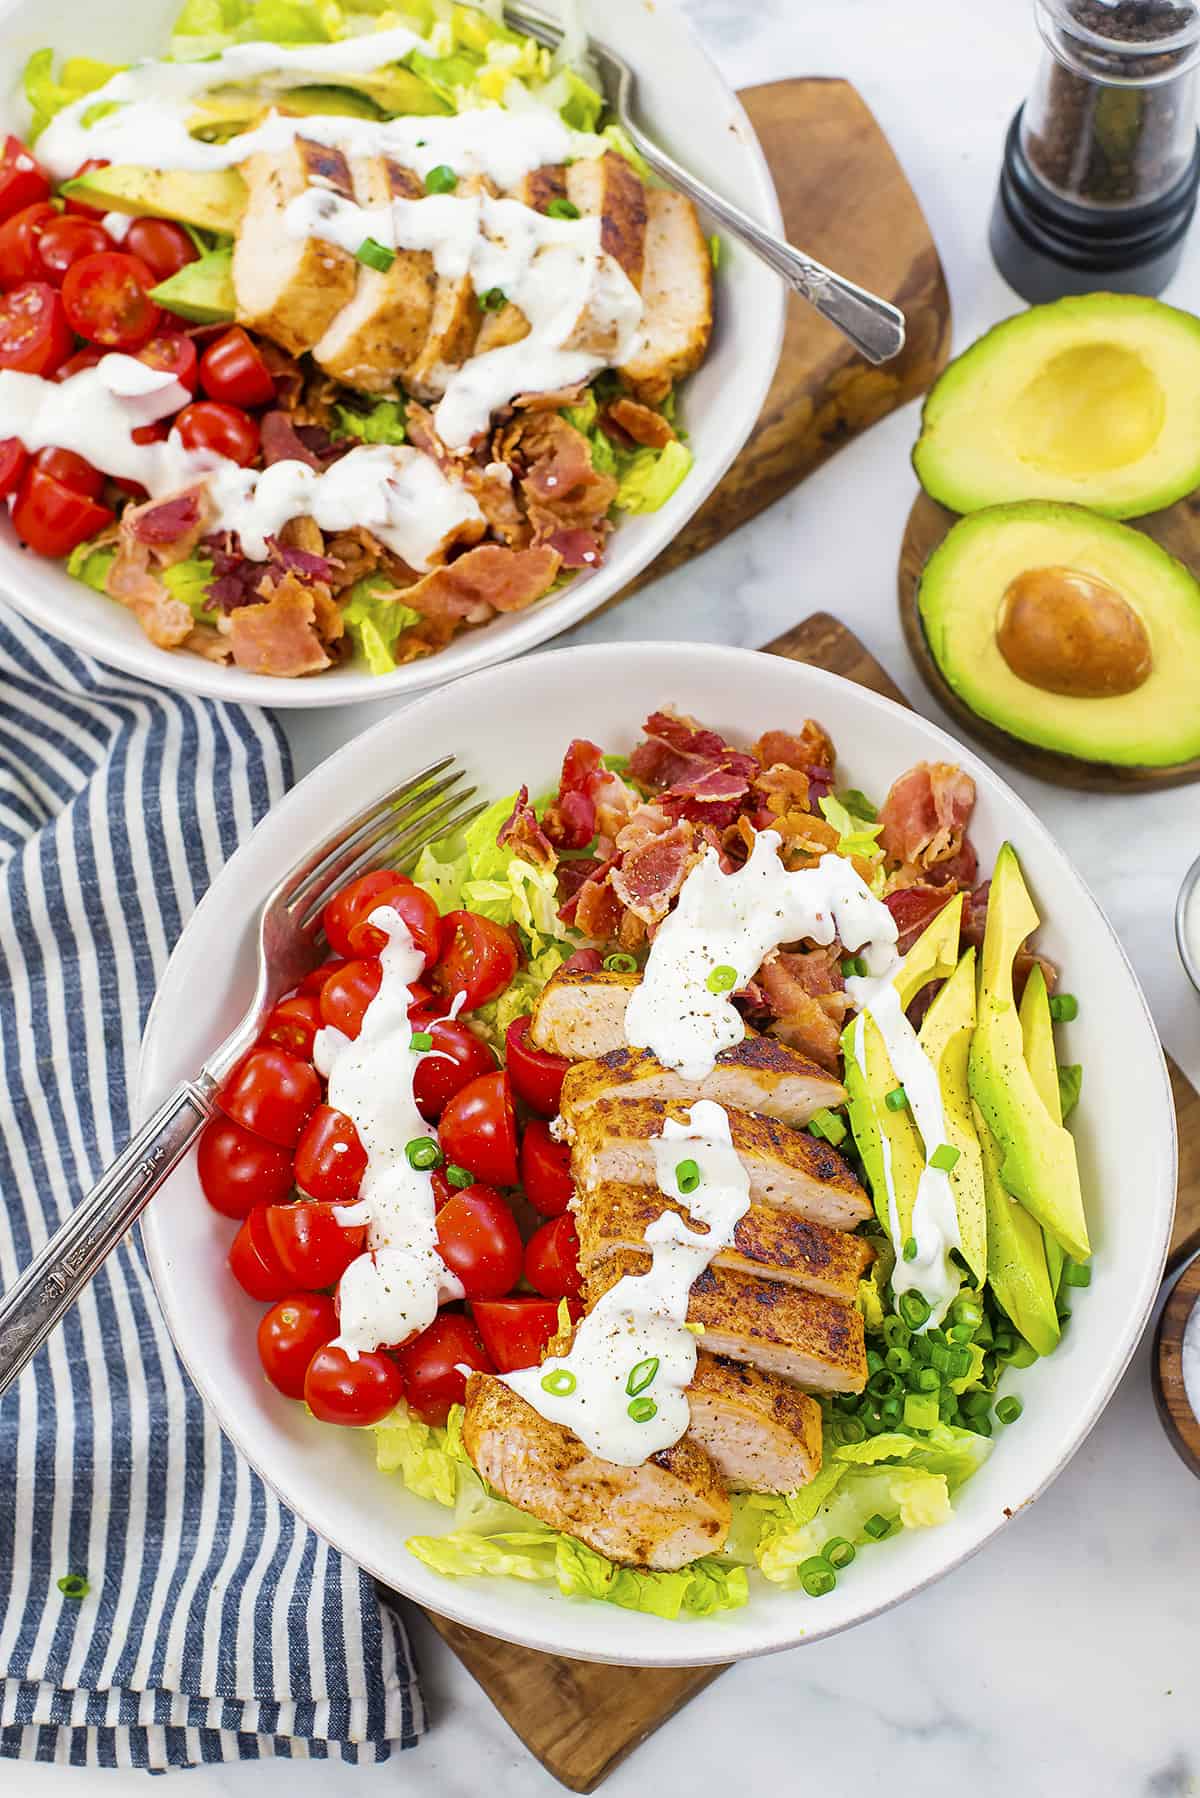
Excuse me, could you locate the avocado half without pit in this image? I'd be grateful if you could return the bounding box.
[918,502,1200,769]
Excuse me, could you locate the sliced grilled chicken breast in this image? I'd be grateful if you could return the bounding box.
[618,188,713,404]
[568,1097,872,1231]
[559,1040,847,1131]
[530,966,640,1059]
[462,1374,730,1569]
[473,164,567,358]
[565,151,648,289]
[574,1178,874,1303]
[687,1354,822,1492]
[406,172,493,399]
[313,157,435,390]
[233,139,358,355]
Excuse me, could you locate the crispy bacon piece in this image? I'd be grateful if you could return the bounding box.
[609,821,696,926]
[130,491,202,547]
[754,947,850,1072]
[570,868,624,941]
[464,461,530,549]
[107,483,215,649]
[752,723,835,775]
[260,410,348,470]
[560,947,605,974]
[498,784,556,871]
[543,739,641,853]
[400,544,561,626]
[884,883,956,955]
[546,527,604,568]
[498,413,617,542]
[628,710,758,809]
[227,573,332,676]
[878,762,976,876]
[603,397,675,449]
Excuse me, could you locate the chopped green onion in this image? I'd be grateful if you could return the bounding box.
[410,1031,433,1052]
[885,1085,909,1112]
[926,1325,948,1349]
[881,1315,912,1351]
[841,955,867,979]
[970,1414,994,1438]
[1057,1305,1072,1326]
[948,1321,975,1344]
[1006,1337,1039,1369]
[57,1573,89,1600]
[547,196,581,219]
[946,1345,974,1380]
[445,1163,474,1189]
[808,1107,847,1146]
[541,1368,576,1397]
[903,1391,939,1431]
[862,1513,892,1541]
[706,963,737,993]
[867,1367,901,1399]
[995,1394,1023,1425]
[1063,1259,1091,1288]
[1049,993,1079,1022]
[865,1347,884,1374]
[798,1555,836,1597]
[709,232,721,268]
[822,1536,856,1570]
[480,285,507,310]
[405,1137,442,1171]
[951,1296,983,1330]
[424,163,457,193]
[837,1415,866,1444]
[879,1394,903,1426]
[963,1389,992,1418]
[930,1143,960,1173]
[862,1408,886,1435]
[626,1356,659,1396]
[627,1395,657,1423]
[833,1391,861,1413]
[911,1365,941,1393]
[902,1235,918,1262]
[993,1330,1017,1359]
[885,1345,912,1374]
[675,1158,701,1195]
[898,1290,931,1330]
[355,235,395,272]
[604,952,638,973]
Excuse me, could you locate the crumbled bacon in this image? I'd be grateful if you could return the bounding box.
[609,822,696,926]
[106,483,215,648]
[498,414,617,542]
[878,762,976,877]
[227,573,332,677]
[543,739,640,854]
[884,883,957,955]
[130,491,202,547]
[568,868,624,940]
[400,544,561,626]
[560,947,605,974]
[498,785,556,872]
[464,461,530,549]
[752,723,836,776]
[260,410,348,470]
[628,711,759,827]
[603,397,675,449]
[258,342,304,412]
[754,946,850,1072]
[546,527,604,568]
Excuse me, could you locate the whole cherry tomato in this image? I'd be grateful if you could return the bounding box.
[264,1200,365,1289]
[175,399,260,466]
[228,1205,293,1302]
[257,1292,338,1399]
[294,1104,367,1203]
[305,1344,403,1426]
[318,957,382,1040]
[435,1184,523,1300]
[438,1070,518,1186]
[0,282,73,376]
[35,215,112,285]
[0,437,28,499]
[197,1114,294,1219]
[322,870,413,958]
[412,1018,496,1122]
[61,251,161,350]
[524,1213,581,1299]
[396,1312,493,1425]
[519,1118,574,1217]
[33,446,104,500]
[433,910,519,1011]
[11,464,113,556]
[0,202,57,289]
[62,157,110,220]
[298,957,348,996]
[0,137,50,226]
[218,1046,320,1147]
[505,1015,571,1118]
[471,1296,566,1373]
[199,325,276,408]
[138,329,199,393]
[259,991,323,1059]
[125,216,199,282]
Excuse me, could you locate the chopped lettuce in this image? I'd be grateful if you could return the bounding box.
[412,791,573,953]
[23,49,125,140]
[602,121,653,182]
[819,793,886,869]
[341,572,420,675]
[1058,1063,1083,1120]
[615,440,694,514]
[163,555,216,617]
[332,396,407,445]
[67,539,116,594]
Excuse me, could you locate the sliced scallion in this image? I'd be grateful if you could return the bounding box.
[675,1158,701,1195]
[480,286,507,310]
[862,1513,892,1541]
[627,1395,657,1423]
[930,1143,960,1173]
[706,963,737,994]
[424,163,457,193]
[405,1137,442,1171]
[902,1235,918,1262]
[1063,1258,1091,1288]
[626,1356,659,1396]
[355,235,395,272]
[995,1394,1023,1425]
[546,196,580,219]
[885,1085,909,1112]
[57,1573,89,1600]
[798,1556,836,1598]
[1049,993,1079,1022]
[898,1290,931,1331]
[841,955,867,979]
[410,1031,433,1052]
[604,952,638,973]
[445,1163,474,1189]
[541,1368,576,1397]
[808,1107,847,1146]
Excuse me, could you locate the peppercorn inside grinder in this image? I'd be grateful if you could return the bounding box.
[991,0,1200,300]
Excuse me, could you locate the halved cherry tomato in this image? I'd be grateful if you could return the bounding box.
[259,991,323,1059]
[318,957,382,1040]
[438,1070,518,1186]
[218,1045,320,1147]
[519,1118,573,1217]
[257,1292,338,1399]
[524,1213,581,1299]
[298,957,348,996]
[62,158,110,220]
[294,1104,367,1203]
[0,203,57,289]
[138,329,198,393]
[125,216,199,283]
[264,1200,366,1288]
[435,1184,522,1300]
[430,1167,458,1211]
[228,1205,293,1302]
[305,1344,403,1426]
[0,137,50,226]
[199,324,276,408]
[412,1018,496,1122]
[197,1114,294,1219]
[0,282,72,375]
[11,465,113,556]
[471,1296,566,1373]
[35,215,111,285]
[433,910,519,1012]
[396,1312,493,1425]
[322,870,412,958]
[0,437,28,499]
[175,399,260,466]
[55,344,105,382]
[61,251,161,350]
[33,446,104,501]
[505,1015,571,1118]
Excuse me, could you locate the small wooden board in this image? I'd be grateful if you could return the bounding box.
[1155,1254,1200,1480]
[898,490,1200,792]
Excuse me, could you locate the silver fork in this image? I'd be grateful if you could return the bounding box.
[504,2,907,366]
[0,757,485,1401]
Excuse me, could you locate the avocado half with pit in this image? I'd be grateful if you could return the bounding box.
[913,293,1200,519]
[918,500,1200,768]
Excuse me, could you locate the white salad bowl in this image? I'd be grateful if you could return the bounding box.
[138,641,1176,1666]
[0,0,784,707]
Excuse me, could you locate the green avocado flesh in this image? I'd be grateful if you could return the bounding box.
[918,500,1200,767]
[913,293,1200,519]
[63,164,246,232]
[150,246,235,324]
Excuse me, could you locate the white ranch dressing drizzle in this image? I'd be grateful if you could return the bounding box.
[503,1101,751,1463]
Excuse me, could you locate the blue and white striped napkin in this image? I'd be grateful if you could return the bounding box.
[0,606,424,1770]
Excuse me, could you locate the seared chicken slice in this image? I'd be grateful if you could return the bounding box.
[687,1354,823,1492]
[559,1039,847,1131]
[406,172,493,399]
[574,1178,874,1303]
[462,1373,730,1569]
[568,1097,872,1231]
[473,164,566,358]
[618,188,713,404]
[530,966,640,1059]
[233,138,358,356]
[587,1255,868,1393]
[313,157,435,391]
[565,151,648,290]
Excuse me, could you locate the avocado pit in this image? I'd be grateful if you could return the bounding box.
[996,564,1153,699]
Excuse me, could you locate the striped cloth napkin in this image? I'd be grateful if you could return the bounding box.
[0,607,424,1770]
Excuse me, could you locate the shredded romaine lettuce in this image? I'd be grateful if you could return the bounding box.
[341,572,420,675]
[66,540,116,593]
[820,793,886,868]
[163,556,217,617]
[1058,1064,1083,1120]
[23,49,125,140]
[412,791,572,953]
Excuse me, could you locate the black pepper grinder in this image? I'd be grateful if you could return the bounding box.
[990,0,1200,299]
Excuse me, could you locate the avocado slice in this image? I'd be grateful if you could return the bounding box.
[918,501,1200,769]
[912,293,1200,518]
[918,947,987,1284]
[1019,964,1066,1296]
[62,165,246,233]
[968,844,1090,1263]
[973,1097,1060,1357]
[150,246,235,325]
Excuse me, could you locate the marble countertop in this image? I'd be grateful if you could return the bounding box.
[28,2,1200,1793]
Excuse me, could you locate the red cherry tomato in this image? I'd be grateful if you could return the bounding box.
[0,202,57,289]
[63,158,111,220]
[11,465,113,556]
[55,344,105,381]
[298,957,348,996]
[430,1167,458,1211]
[138,329,199,393]
[175,399,260,466]
[264,1200,366,1289]
[125,215,199,282]
[305,1344,404,1427]
[471,1296,566,1373]
[228,1205,293,1302]
[524,1213,581,1299]
[0,282,73,375]
[33,446,104,501]
[198,324,276,409]
[294,1104,367,1203]
[61,251,161,350]
[218,1046,320,1147]
[0,437,28,499]
[259,991,323,1059]
[197,1114,294,1219]
[396,1312,493,1425]
[318,957,382,1040]
[505,1015,571,1118]
[433,910,519,1012]
[519,1118,574,1217]
[435,1184,523,1300]
[439,1070,518,1186]
[322,870,413,958]
[0,137,50,226]
[257,1292,338,1399]
[35,216,112,285]
[412,1018,496,1122]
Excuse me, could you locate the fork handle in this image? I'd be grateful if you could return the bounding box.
[0,1079,216,1401]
